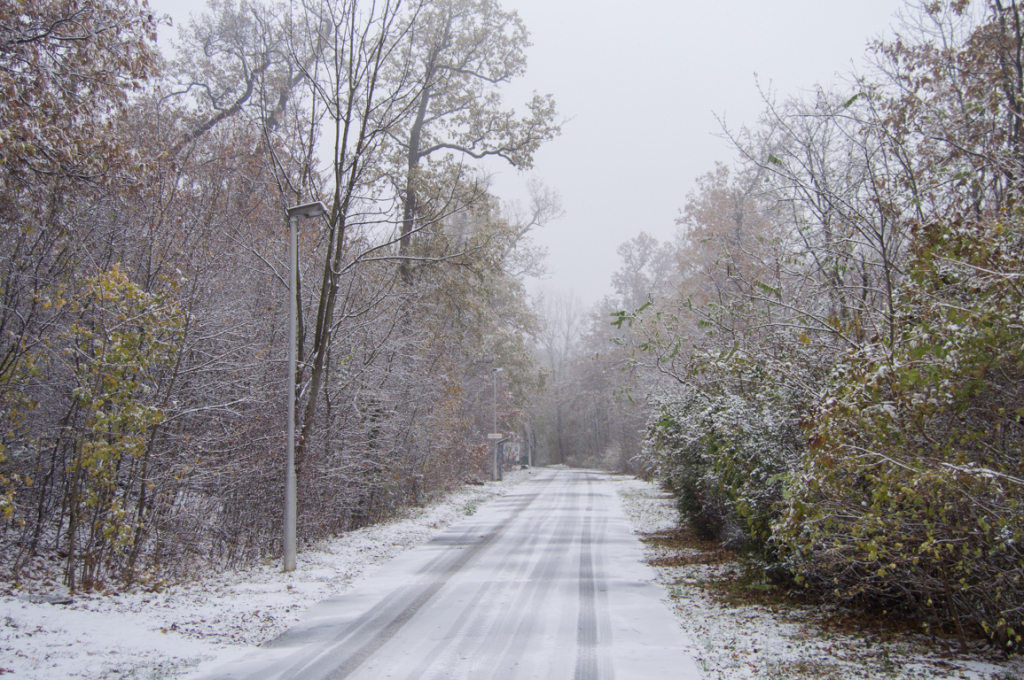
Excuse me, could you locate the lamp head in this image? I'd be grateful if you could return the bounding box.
[287,201,328,219]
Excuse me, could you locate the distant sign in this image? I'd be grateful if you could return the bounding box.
[487,433,503,440]
[504,442,521,458]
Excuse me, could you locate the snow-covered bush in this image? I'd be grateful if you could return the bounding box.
[774,218,1024,650]
[618,0,1024,651]
[645,382,804,558]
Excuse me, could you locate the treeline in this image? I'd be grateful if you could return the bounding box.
[0,0,558,590]
[518,290,642,471]
[612,0,1023,651]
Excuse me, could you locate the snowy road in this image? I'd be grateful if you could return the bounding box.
[198,468,703,680]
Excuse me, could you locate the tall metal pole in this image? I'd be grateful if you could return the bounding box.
[284,202,326,573]
[284,213,298,572]
[527,420,532,468]
[492,368,502,481]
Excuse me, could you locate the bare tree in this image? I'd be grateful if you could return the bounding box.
[393,0,560,282]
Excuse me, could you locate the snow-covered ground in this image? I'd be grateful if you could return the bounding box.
[3,471,1021,680]
[613,477,1024,680]
[0,470,532,679]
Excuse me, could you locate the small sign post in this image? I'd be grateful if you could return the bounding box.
[488,433,503,480]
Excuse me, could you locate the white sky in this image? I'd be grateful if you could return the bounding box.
[150,0,908,307]
[494,0,908,307]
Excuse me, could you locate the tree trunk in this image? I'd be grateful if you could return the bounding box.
[399,82,433,284]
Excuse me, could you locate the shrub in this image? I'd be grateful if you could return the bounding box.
[774,218,1024,649]
[645,384,803,559]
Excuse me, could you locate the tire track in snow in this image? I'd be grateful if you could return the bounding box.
[574,470,613,680]
[255,486,550,680]
[199,469,703,680]
[488,483,578,680]
[405,481,569,680]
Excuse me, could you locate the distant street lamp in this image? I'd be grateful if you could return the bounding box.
[284,201,327,572]
[492,367,502,481]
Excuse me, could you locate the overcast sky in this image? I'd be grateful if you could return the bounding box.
[151,0,908,307]
[490,0,908,307]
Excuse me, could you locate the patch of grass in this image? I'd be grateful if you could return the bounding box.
[694,563,795,610]
[642,527,791,609]
[762,659,849,679]
[640,526,731,564]
[993,671,1024,680]
[104,654,212,679]
[648,552,723,567]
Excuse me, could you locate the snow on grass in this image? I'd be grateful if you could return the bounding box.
[0,470,533,679]
[613,475,1024,680]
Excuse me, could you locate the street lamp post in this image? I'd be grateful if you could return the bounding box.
[492,367,502,481]
[284,201,327,572]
